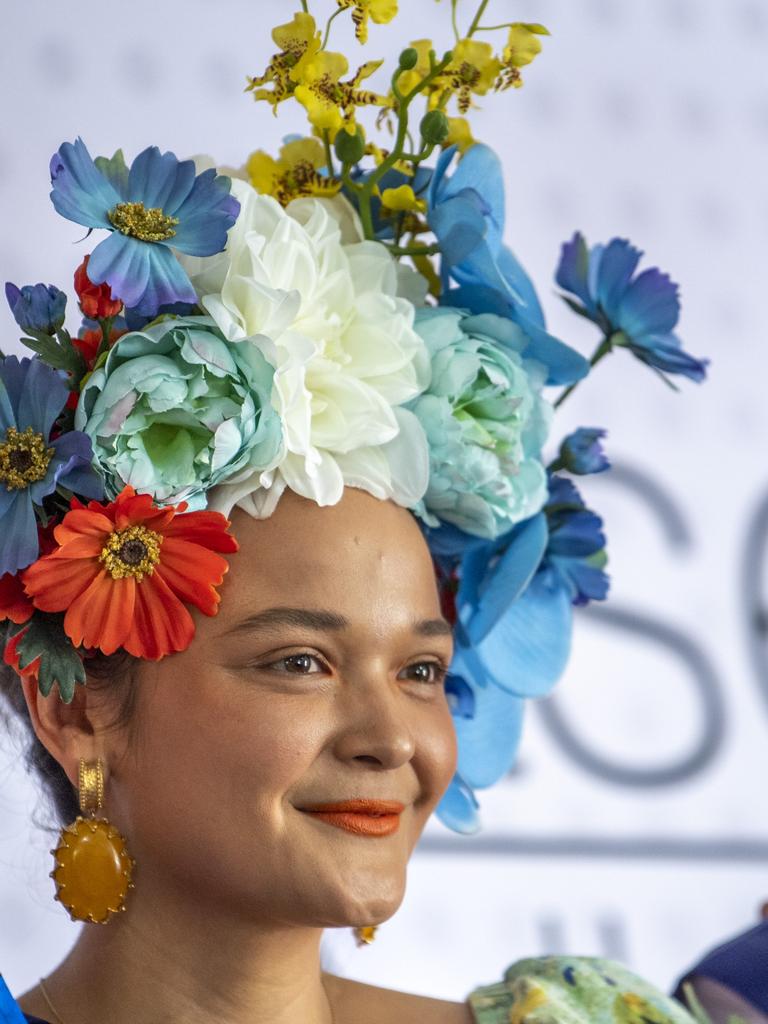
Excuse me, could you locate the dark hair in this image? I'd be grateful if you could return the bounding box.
[0,630,138,827]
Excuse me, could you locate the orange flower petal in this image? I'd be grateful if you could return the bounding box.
[3,628,40,681]
[163,510,239,553]
[23,555,98,612]
[53,509,113,545]
[65,571,135,654]
[123,573,194,660]
[159,537,230,615]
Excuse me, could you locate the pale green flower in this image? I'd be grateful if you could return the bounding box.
[410,307,551,538]
[75,316,283,510]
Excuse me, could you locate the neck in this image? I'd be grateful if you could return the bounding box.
[41,882,335,1024]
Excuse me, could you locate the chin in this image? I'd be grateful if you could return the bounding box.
[313,861,408,928]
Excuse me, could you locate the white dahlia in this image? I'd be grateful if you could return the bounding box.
[182,182,431,517]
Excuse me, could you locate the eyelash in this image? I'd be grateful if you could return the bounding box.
[263,653,449,685]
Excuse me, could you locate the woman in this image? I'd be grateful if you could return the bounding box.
[2,488,700,1024]
[0,4,711,1020]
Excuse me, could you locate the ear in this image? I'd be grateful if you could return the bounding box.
[20,675,100,790]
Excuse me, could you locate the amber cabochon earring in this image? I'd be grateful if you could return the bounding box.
[50,757,135,923]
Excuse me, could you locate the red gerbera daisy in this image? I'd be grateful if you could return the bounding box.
[22,487,238,660]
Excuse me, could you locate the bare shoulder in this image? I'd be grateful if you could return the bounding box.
[324,973,474,1024]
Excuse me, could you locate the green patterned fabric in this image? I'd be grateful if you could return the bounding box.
[467,956,700,1024]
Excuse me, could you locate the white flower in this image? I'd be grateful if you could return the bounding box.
[181,182,430,516]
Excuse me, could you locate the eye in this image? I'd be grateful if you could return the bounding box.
[399,661,448,685]
[267,653,327,675]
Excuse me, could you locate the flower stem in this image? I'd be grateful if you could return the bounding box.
[450,0,461,41]
[553,335,614,409]
[322,7,344,48]
[467,0,491,38]
[385,242,440,257]
[356,52,453,242]
[322,129,336,178]
[299,0,309,11]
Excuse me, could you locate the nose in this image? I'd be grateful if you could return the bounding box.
[332,672,416,771]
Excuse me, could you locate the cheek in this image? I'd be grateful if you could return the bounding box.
[118,666,326,856]
[414,699,458,815]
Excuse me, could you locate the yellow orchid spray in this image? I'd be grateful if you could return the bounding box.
[245,0,550,256]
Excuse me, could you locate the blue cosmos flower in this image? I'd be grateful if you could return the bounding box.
[553,427,610,476]
[555,231,708,382]
[49,140,240,318]
[0,356,103,576]
[426,144,589,387]
[5,282,67,335]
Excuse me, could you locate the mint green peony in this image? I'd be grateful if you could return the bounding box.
[75,316,283,509]
[410,307,551,538]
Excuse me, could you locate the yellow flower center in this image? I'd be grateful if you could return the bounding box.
[108,202,179,242]
[100,524,162,581]
[0,426,54,490]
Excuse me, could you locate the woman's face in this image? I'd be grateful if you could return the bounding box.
[105,487,457,928]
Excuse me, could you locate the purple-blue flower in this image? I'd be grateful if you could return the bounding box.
[0,356,103,575]
[5,282,66,335]
[556,232,708,383]
[49,140,240,318]
[554,427,610,476]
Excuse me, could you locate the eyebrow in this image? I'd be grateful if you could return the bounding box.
[226,606,453,637]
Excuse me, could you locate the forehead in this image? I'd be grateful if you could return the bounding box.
[215,488,441,627]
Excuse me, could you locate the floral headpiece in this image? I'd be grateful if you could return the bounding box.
[0,1,707,833]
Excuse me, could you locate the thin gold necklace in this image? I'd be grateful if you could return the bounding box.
[37,976,337,1024]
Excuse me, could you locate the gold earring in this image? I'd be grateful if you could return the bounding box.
[49,757,135,923]
[354,926,378,946]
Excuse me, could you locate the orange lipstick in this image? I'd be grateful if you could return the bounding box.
[300,799,405,837]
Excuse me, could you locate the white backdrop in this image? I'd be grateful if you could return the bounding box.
[1,0,766,1005]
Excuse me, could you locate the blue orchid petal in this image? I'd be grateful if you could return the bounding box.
[506,310,590,386]
[0,490,39,575]
[468,574,574,697]
[132,246,197,316]
[454,680,525,788]
[435,772,481,835]
[422,519,483,561]
[615,267,680,339]
[595,237,643,322]
[429,192,488,266]
[17,358,67,438]
[548,509,605,557]
[555,232,596,315]
[127,146,196,212]
[460,513,548,637]
[495,246,545,325]
[432,145,505,249]
[427,144,460,205]
[49,138,121,229]
[445,673,476,719]
[87,233,151,309]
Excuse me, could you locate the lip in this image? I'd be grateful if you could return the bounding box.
[299,799,405,837]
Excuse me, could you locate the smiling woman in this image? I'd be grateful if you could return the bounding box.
[0,1,715,1022]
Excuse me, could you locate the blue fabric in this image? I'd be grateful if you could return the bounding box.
[0,974,29,1024]
[674,919,768,1012]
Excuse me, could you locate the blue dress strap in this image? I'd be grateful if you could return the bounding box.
[0,975,30,1024]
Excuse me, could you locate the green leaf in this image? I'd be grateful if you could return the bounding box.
[95,149,129,195]
[20,329,86,378]
[14,614,86,703]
